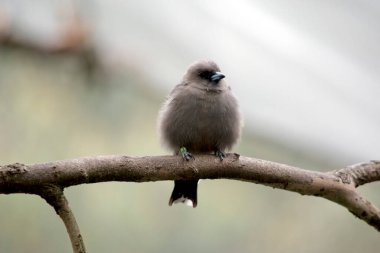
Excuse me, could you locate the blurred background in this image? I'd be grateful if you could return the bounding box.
[0,0,379,252]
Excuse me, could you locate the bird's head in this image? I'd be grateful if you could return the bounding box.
[183,60,228,91]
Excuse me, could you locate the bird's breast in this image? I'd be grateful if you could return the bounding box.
[164,90,239,152]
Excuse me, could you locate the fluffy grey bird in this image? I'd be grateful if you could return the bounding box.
[158,60,242,207]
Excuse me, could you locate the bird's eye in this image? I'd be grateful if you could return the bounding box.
[199,71,214,80]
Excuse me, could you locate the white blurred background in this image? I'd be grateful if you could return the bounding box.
[1,0,379,252]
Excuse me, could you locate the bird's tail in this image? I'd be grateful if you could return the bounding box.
[169,180,198,208]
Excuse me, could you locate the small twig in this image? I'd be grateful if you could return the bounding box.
[38,185,86,253]
[332,160,380,187]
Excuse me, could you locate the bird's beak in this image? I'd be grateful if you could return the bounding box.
[210,72,225,82]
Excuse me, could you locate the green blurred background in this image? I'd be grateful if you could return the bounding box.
[1,1,379,253]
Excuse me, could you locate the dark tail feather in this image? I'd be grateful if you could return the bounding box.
[169,180,198,208]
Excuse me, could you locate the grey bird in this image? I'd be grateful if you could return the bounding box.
[158,60,242,207]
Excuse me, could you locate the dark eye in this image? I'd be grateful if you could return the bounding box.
[199,71,214,80]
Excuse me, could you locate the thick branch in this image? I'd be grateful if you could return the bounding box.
[0,155,379,232]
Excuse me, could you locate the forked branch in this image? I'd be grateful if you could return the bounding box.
[0,155,379,253]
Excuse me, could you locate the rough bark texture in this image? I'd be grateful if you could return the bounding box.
[0,155,379,252]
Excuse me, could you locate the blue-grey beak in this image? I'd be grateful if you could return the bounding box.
[210,72,225,82]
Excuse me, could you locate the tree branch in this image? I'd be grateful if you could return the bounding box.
[1,155,379,243]
[332,160,380,187]
[37,185,86,253]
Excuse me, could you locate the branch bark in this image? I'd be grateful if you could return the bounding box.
[38,185,86,253]
[0,154,379,251]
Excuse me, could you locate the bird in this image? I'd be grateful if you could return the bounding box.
[157,60,242,207]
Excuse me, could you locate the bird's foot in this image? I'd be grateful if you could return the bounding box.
[214,149,225,161]
[179,147,193,161]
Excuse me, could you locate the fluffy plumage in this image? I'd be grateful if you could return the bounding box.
[158,60,242,207]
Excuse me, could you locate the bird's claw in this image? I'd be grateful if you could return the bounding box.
[179,147,193,161]
[215,150,225,161]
